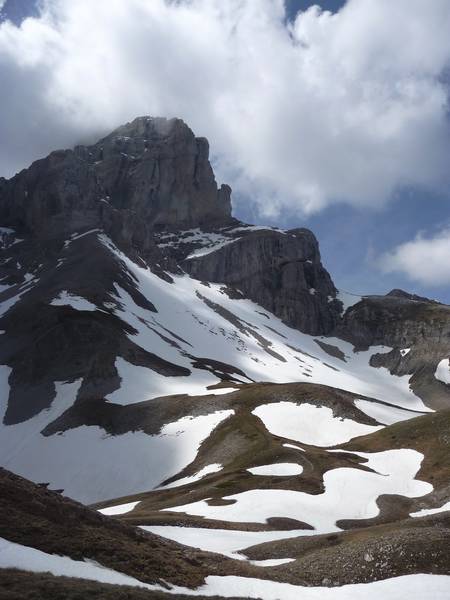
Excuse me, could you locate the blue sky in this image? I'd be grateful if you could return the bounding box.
[0,0,450,303]
[240,0,450,302]
[286,0,345,17]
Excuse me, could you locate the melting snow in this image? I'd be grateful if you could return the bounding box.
[410,501,450,518]
[0,537,160,590]
[248,558,296,567]
[106,357,234,405]
[98,501,141,515]
[51,291,97,312]
[3,538,449,599]
[252,402,382,447]
[283,443,305,452]
[247,463,303,476]
[161,463,223,489]
[354,399,423,426]
[185,574,450,599]
[435,359,450,385]
[165,449,432,529]
[98,234,430,411]
[140,526,309,560]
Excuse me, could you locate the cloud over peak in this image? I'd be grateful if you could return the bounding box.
[1,0,450,217]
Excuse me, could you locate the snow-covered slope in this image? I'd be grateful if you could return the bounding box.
[93,234,429,409]
[0,231,434,502]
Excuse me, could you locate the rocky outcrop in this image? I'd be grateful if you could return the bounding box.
[337,294,450,351]
[183,227,341,336]
[337,294,450,409]
[0,117,232,245]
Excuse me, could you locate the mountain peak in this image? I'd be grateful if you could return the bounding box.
[0,116,233,240]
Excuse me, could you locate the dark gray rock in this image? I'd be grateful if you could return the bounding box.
[0,117,233,245]
[336,294,450,409]
[183,227,341,336]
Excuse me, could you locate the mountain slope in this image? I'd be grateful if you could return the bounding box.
[1,467,450,598]
[1,116,450,597]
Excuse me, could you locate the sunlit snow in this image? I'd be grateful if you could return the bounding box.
[247,463,303,476]
[253,402,382,447]
[165,449,432,529]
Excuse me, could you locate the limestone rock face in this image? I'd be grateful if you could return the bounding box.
[183,227,341,336]
[337,294,450,409]
[338,294,450,351]
[90,117,232,231]
[0,117,232,242]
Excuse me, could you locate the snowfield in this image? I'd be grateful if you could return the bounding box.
[0,233,435,506]
[100,234,430,411]
[0,365,233,503]
[410,501,450,518]
[185,574,450,599]
[253,402,382,446]
[164,449,432,529]
[160,463,223,489]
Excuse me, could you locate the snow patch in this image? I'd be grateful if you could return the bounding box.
[186,574,450,599]
[253,402,382,447]
[435,359,450,385]
[51,291,97,312]
[354,399,424,425]
[0,363,233,503]
[166,449,432,529]
[0,537,160,590]
[140,526,309,560]
[98,501,141,515]
[410,501,450,518]
[247,463,303,476]
[161,463,223,489]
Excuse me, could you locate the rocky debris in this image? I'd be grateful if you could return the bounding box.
[242,512,450,586]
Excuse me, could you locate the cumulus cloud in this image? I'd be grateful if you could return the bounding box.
[380,228,450,286]
[1,0,450,217]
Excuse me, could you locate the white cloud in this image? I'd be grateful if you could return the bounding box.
[1,0,450,217]
[380,228,450,286]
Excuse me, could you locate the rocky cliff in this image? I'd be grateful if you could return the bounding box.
[0,117,232,246]
[0,116,340,337]
[183,227,341,336]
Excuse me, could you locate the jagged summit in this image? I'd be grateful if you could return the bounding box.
[0,116,233,241]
